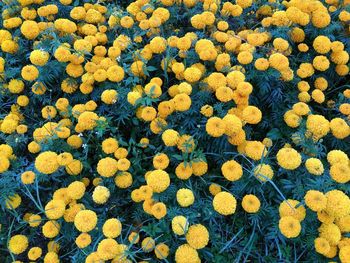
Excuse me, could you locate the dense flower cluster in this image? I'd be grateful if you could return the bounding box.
[0,0,349,262]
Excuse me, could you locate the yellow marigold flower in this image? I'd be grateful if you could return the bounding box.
[279,216,301,238]
[42,220,60,238]
[97,157,118,177]
[101,89,118,104]
[162,129,179,146]
[74,210,97,232]
[209,183,221,196]
[155,243,169,259]
[20,20,40,39]
[200,105,214,117]
[330,163,350,183]
[102,138,119,154]
[146,170,170,193]
[311,11,330,28]
[45,199,66,220]
[75,233,91,249]
[305,158,324,175]
[115,171,133,188]
[304,190,327,212]
[103,218,122,238]
[184,67,201,83]
[276,147,302,170]
[175,244,201,263]
[325,190,350,219]
[242,194,261,213]
[28,214,41,227]
[0,156,10,173]
[172,215,188,235]
[314,237,330,255]
[153,153,170,170]
[28,246,42,261]
[327,150,348,165]
[30,50,49,66]
[339,246,350,262]
[152,202,167,219]
[330,118,350,139]
[67,181,86,200]
[21,65,39,81]
[92,186,110,204]
[245,141,267,161]
[242,106,262,124]
[128,232,140,244]
[21,171,35,184]
[206,117,225,137]
[142,237,155,252]
[306,114,330,140]
[97,238,119,260]
[279,199,306,221]
[221,160,243,181]
[186,224,209,249]
[213,191,237,215]
[8,235,28,254]
[177,188,195,207]
[319,223,341,246]
[35,151,59,174]
[150,36,167,54]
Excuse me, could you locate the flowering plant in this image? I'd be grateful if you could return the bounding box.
[0,0,350,262]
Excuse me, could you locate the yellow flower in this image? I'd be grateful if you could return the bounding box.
[45,199,66,219]
[172,215,188,235]
[141,237,155,252]
[102,218,122,238]
[67,181,86,200]
[276,147,302,170]
[21,65,39,81]
[0,156,10,173]
[177,188,195,207]
[146,170,170,193]
[28,247,42,261]
[175,244,201,263]
[162,129,179,146]
[75,233,92,249]
[5,194,21,209]
[319,223,341,245]
[213,191,237,215]
[152,202,167,219]
[186,224,209,249]
[279,216,301,238]
[206,117,225,137]
[330,163,350,183]
[314,237,330,255]
[254,164,274,182]
[42,220,60,238]
[221,160,243,181]
[92,186,110,204]
[304,190,327,212]
[155,243,169,259]
[101,89,118,104]
[115,171,133,188]
[97,157,118,177]
[97,238,119,260]
[325,190,350,219]
[279,199,306,221]
[8,235,28,254]
[35,151,59,174]
[74,210,97,232]
[242,194,261,213]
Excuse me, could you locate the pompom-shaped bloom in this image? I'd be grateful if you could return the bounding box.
[279,216,301,238]
[92,186,110,204]
[102,218,122,238]
[279,199,306,221]
[221,160,243,181]
[186,224,209,249]
[305,158,324,175]
[242,194,261,213]
[97,238,119,260]
[74,210,97,232]
[276,148,302,170]
[35,151,59,174]
[304,190,327,212]
[325,190,350,219]
[172,216,188,235]
[45,199,66,219]
[97,157,118,177]
[176,188,195,207]
[146,170,170,193]
[213,191,237,215]
[175,244,201,263]
[8,235,28,254]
